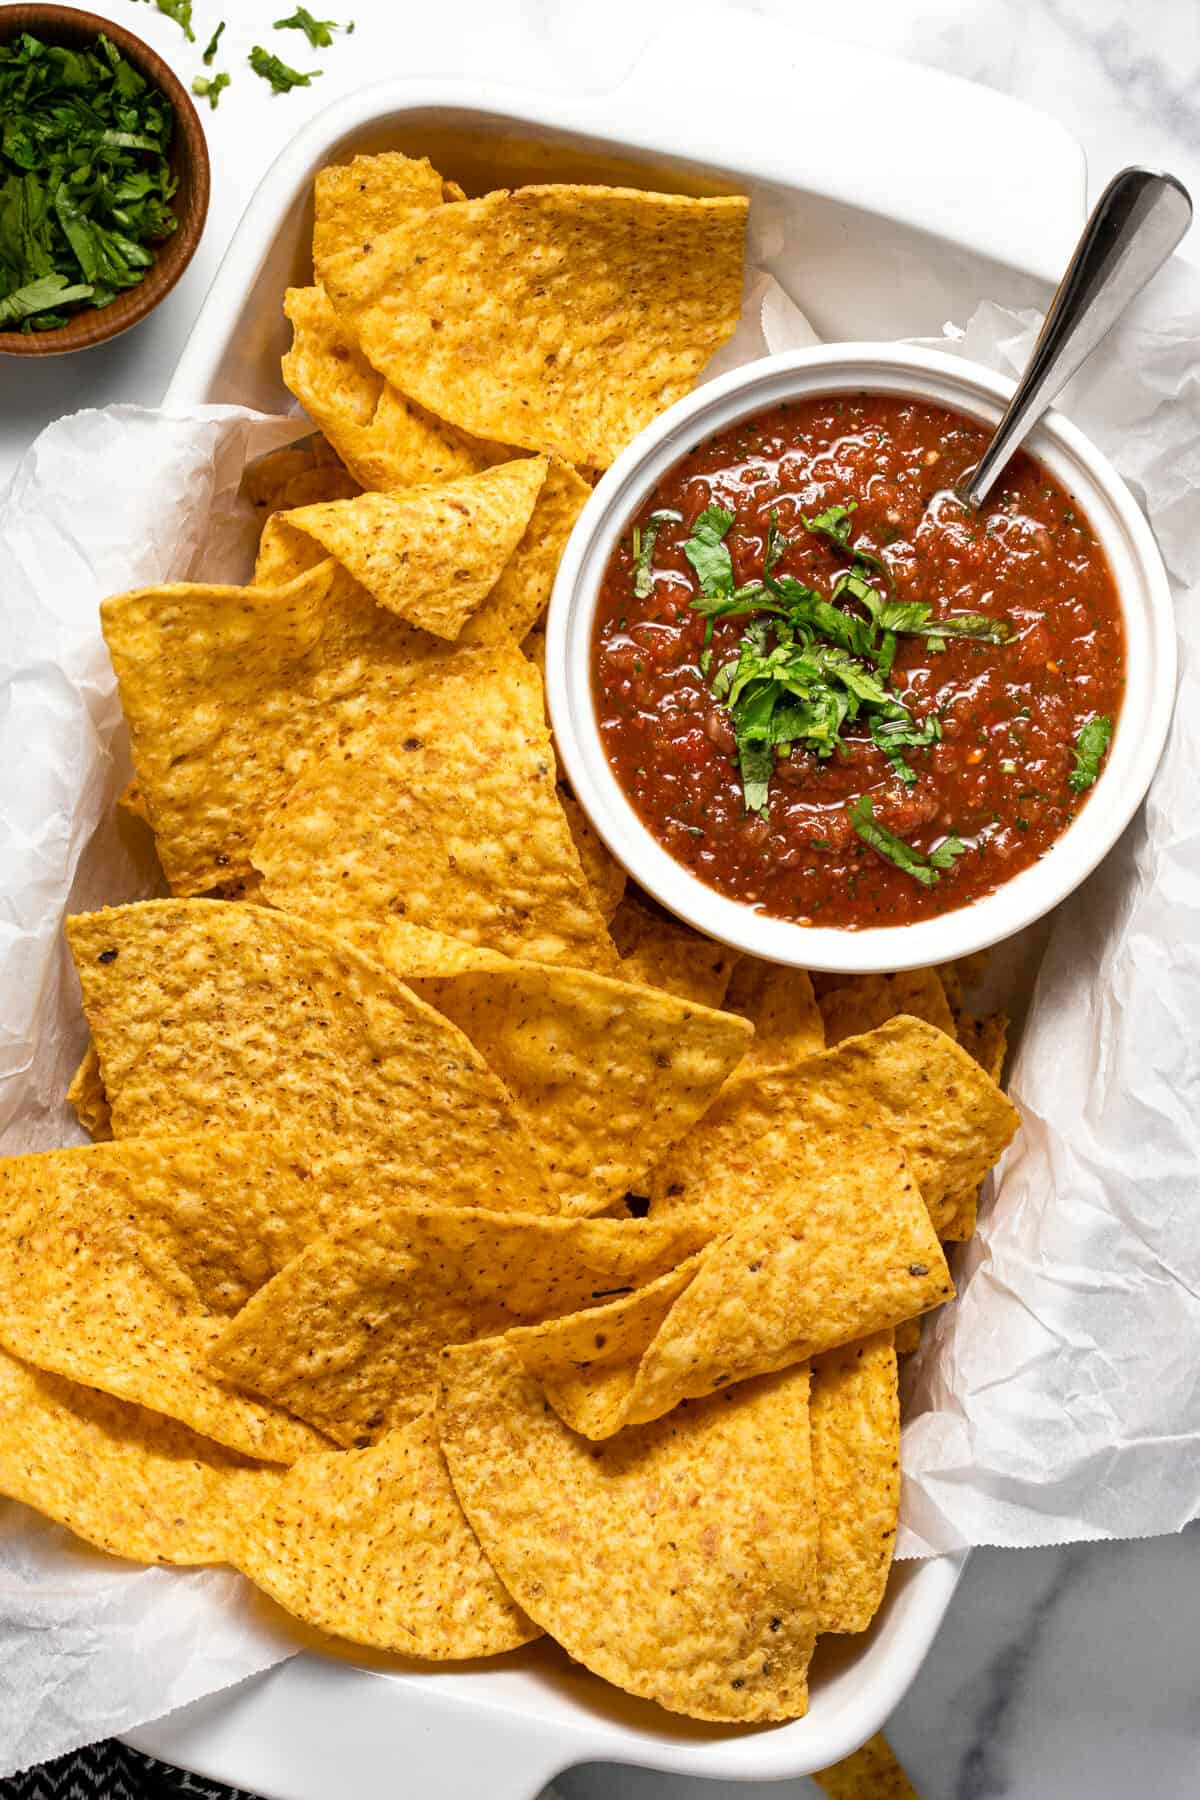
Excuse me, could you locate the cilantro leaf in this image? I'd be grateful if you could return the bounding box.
[631,508,682,600]
[802,502,857,548]
[273,8,347,48]
[1068,715,1113,792]
[248,45,322,91]
[847,795,964,887]
[683,504,735,599]
[0,271,93,326]
[192,72,231,109]
[202,22,226,64]
[150,1,195,41]
[763,508,788,577]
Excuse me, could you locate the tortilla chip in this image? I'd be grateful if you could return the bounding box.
[312,150,447,266]
[460,458,592,646]
[277,458,547,638]
[0,1137,335,1462]
[384,952,753,1214]
[723,958,824,1077]
[940,1011,1011,1242]
[68,901,558,1214]
[210,1206,708,1447]
[609,892,739,1007]
[101,559,448,894]
[651,1018,1019,1237]
[894,1316,922,1356]
[252,646,618,971]
[810,1331,900,1633]
[320,186,747,467]
[67,1041,111,1140]
[282,286,512,492]
[252,514,329,587]
[117,778,149,822]
[937,952,990,1014]
[242,443,323,510]
[814,1734,920,1799]
[231,1410,537,1656]
[0,1345,279,1565]
[818,970,956,1047]
[263,465,362,517]
[438,1342,817,1722]
[558,791,626,922]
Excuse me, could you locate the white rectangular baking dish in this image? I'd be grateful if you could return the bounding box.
[135,16,1087,1796]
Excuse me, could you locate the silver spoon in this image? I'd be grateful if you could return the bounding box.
[958,166,1193,510]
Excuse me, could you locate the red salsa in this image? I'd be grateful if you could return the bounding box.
[592,393,1125,928]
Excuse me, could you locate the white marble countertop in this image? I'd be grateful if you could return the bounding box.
[3,3,1198,1796]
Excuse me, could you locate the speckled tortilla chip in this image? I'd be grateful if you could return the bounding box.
[252,647,618,970]
[282,286,512,492]
[0,1345,279,1565]
[277,459,547,639]
[231,1410,537,1656]
[609,892,739,1008]
[810,1331,900,1634]
[438,1342,817,1723]
[651,1018,1019,1237]
[723,958,824,1077]
[101,560,446,894]
[558,791,626,922]
[242,443,324,510]
[893,1316,922,1356]
[813,1734,920,1799]
[382,952,753,1215]
[940,1011,1011,1242]
[67,901,558,1214]
[252,514,329,587]
[210,1207,707,1447]
[0,1137,334,1462]
[460,458,592,645]
[321,186,747,467]
[312,150,446,265]
[818,970,955,1047]
[67,1041,111,1139]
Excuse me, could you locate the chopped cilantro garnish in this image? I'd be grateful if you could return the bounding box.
[848,796,965,888]
[0,31,178,331]
[192,71,230,109]
[248,45,322,91]
[143,0,195,41]
[632,508,682,599]
[683,504,736,600]
[1067,715,1113,792]
[202,21,226,64]
[273,7,349,47]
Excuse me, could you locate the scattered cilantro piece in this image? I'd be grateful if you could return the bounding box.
[1067,715,1113,792]
[802,501,857,548]
[147,0,195,41]
[0,31,178,332]
[248,45,322,91]
[273,7,347,47]
[631,508,682,600]
[683,504,735,600]
[848,796,965,887]
[192,72,230,109]
[202,21,226,64]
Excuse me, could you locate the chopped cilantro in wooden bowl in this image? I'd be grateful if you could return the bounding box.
[0,5,209,355]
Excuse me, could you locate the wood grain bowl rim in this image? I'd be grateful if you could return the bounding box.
[0,3,211,356]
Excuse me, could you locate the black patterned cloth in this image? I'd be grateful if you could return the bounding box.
[0,1744,259,1800]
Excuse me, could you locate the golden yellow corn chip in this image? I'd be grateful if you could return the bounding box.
[253,647,618,971]
[321,186,747,467]
[252,514,328,587]
[894,1316,922,1356]
[558,791,626,922]
[67,1040,111,1140]
[117,778,148,821]
[387,953,752,1215]
[0,1137,335,1462]
[460,458,592,646]
[101,560,447,894]
[68,901,558,1214]
[651,1018,1019,1237]
[312,151,446,266]
[813,1733,921,1799]
[210,1206,708,1447]
[940,1010,1011,1242]
[242,443,322,510]
[608,892,739,1008]
[818,970,955,1047]
[0,1345,279,1565]
[263,465,362,516]
[438,1342,818,1722]
[723,957,824,1077]
[231,1410,537,1657]
[810,1331,900,1634]
[937,952,990,1014]
[277,458,547,639]
[281,287,511,492]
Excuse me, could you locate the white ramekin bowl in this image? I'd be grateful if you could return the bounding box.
[546,343,1176,974]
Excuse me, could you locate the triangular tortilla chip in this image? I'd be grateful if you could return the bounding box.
[460,457,591,646]
[231,1410,538,1656]
[385,946,753,1215]
[67,1040,111,1139]
[312,150,447,265]
[67,901,559,1215]
[818,969,955,1047]
[252,646,619,971]
[810,1330,900,1634]
[438,1343,818,1722]
[558,790,626,922]
[321,186,747,466]
[722,958,825,1078]
[0,1345,279,1565]
[210,1206,708,1446]
[940,1009,1011,1242]
[814,1735,920,1800]
[101,560,447,894]
[278,458,547,639]
[608,891,740,1008]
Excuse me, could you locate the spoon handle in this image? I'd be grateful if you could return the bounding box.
[960,166,1192,509]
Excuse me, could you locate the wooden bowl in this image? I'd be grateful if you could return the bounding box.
[0,4,210,356]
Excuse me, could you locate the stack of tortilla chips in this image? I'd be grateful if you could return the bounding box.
[1,151,1017,1739]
